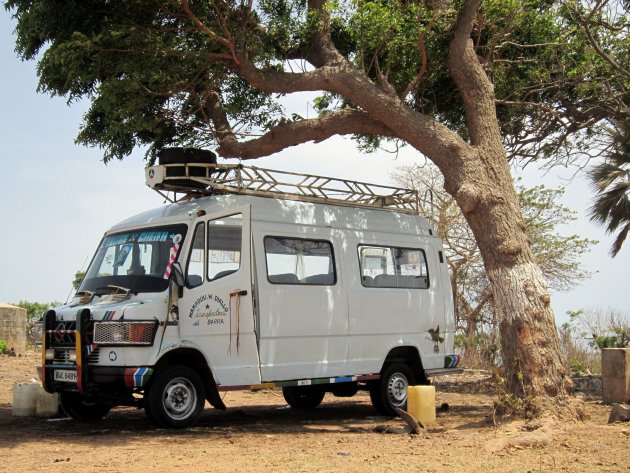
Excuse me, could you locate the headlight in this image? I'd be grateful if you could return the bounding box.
[93,321,158,345]
[45,349,54,360]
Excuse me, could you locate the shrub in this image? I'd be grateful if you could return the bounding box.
[0,340,8,355]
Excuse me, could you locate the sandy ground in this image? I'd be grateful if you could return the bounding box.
[0,351,628,473]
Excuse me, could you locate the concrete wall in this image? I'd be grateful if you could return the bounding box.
[602,348,630,404]
[0,303,26,352]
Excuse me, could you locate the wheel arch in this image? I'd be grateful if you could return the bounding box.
[382,344,428,385]
[153,347,226,410]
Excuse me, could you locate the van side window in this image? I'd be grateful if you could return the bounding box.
[358,245,429,289]
[186,222,205,288]
[264,237,336,285]
[208,214,242,280]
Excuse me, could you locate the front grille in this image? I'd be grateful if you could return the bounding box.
[52,348,74,364]
[87,347,100,364]
[93,321,158,345]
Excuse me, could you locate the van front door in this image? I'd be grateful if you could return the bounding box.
[178,207,260,386]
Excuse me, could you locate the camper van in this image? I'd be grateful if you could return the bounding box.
[40,158,460,428]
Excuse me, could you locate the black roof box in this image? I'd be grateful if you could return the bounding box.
[158,147,217,165]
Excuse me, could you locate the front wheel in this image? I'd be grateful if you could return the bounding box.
[370,362,415,416]
[145,365,205,428]
[282,385,326,409]
[60,392,112,421]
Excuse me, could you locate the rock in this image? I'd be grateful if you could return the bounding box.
[608,403,630,423]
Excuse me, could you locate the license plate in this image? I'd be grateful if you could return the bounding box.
[54,369,77,383]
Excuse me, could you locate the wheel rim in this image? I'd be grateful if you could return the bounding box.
[162,377,197,421]
[386,372,408,407]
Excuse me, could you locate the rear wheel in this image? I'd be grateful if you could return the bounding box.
[60,392,112,421]
[145,366,205,428]
[282,385,326,409]
[370,362,415,416]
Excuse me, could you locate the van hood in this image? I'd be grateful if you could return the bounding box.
[52,294,166,322]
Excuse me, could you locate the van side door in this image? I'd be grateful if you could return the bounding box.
[254,227,348,382]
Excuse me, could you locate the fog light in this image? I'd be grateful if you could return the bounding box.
[45,349,54,360]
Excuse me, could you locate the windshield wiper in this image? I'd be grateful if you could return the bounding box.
[94,285,136,297]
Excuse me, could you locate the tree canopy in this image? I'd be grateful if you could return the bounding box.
[6,0,628,166]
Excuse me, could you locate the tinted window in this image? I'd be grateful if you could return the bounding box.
[186,222,205,288]
[208,214,242,280]
[264,237,336,285]
[358,245,429,289]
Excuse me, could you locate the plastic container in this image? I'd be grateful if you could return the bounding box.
[12,383,38,416]
[35,391,60,417]
[407,385,436,426]
[13,383,59,417]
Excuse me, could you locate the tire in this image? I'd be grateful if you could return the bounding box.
[145,365,205,428]
[60,392,112,422]
[282,385,326,409]
[370,362,416,416]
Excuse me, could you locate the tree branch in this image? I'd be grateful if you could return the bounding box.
[447,0,503,151]
[216,109,396,159]
[569,4,630,80]
[181,0,240,65]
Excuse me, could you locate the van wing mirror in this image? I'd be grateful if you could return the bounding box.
[171,262,186,288]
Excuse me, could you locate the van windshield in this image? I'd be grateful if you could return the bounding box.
[79,224,188,295]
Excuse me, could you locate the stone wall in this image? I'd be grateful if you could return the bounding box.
[0,303,27,352]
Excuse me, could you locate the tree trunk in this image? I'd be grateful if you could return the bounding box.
[443,149,571,401]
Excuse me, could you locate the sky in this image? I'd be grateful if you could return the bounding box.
[0,9,626,325]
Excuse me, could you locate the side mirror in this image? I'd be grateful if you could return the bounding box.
[171,262,186,288]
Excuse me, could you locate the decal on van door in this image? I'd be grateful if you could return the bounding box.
[428,325,444,353]
[189,294,228,326]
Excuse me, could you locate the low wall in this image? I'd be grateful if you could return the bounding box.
[0,303,26,353]
[572,375,602,396]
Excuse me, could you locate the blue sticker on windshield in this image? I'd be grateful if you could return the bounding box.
[114,244,132,267]
[104,231,175,248]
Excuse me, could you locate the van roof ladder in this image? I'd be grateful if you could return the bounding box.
[145,163,419,214]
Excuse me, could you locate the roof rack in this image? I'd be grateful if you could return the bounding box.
[145,163,419,214]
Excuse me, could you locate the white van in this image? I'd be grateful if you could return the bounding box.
[40,158,460,428]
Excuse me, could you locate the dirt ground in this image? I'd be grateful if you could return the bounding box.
[0,351,628,473]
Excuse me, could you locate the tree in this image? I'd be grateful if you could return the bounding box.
[13,300,62,345]
[588,124,630,257]
[72,270,86,291]
[9,0,626,412]
[13,300,56,322]
[394,164,595,361]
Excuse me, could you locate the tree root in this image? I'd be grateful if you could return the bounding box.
[493,394,589,424]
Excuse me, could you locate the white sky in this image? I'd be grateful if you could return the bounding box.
[0,10,626,324]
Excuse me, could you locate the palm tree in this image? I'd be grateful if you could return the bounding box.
[589,124,630,257]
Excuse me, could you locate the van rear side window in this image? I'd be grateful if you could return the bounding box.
[358,245,429,289]
[264,237,336,285]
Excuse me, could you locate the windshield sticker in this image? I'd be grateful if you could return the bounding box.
[189,294,228,326]
[114,244,132,267]
[173,234,182,244]
[104,231,178,248]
